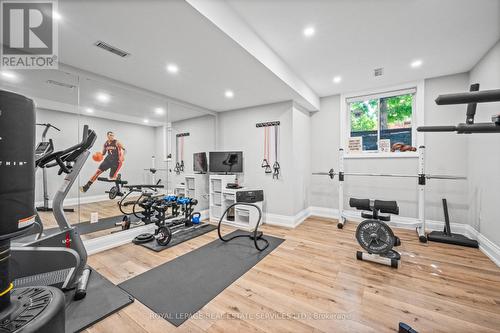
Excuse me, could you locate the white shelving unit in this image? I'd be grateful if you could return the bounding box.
[184,174,209,210]
[209,175,263,231]
[209,174,235,220]
[174,184,186,197]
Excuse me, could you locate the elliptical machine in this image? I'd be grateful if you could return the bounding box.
[350,198,402,268]
[35,123,74,213]
[0,90,66,332]
[11,124,97,300]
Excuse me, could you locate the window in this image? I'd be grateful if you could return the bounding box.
[348,88,416,153]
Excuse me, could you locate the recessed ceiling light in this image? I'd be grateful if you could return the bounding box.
[332,76,342,84]
[143,119,149,124]
[0,71,17,80]
[411,59,423,68]
[96,92,110,103]
[166,63,179,74]
[224,90,234,99]
[53,11,62,21]
[85,107,94,113]
[303,26,315,37]
[154,107,165,115]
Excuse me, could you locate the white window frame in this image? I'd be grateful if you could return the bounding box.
[340,81,425,159]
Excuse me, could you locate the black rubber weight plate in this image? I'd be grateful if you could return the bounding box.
[355,219,395,255]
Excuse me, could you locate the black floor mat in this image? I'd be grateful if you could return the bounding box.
[65,270,133,332]
[119,230,284,327]
[138,223,217,252]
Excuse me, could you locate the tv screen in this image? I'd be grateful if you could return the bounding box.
[209,151,243,173]
[193,152,208,173]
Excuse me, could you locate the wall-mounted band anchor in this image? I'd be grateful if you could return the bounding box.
[256,121,280,128]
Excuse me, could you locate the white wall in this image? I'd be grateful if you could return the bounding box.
[216,101,295,216]
[468,40,500,245]
[168,115,216,190]
[310,73,470,222]
[292,104,311,214]
[35,108,157,203]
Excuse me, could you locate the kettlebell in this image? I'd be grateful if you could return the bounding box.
[191,212,201,224]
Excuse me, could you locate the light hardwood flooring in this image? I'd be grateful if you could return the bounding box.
[81,216,500,333]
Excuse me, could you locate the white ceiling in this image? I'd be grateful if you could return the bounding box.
[3,0,498,118]
[57,0,310,112]
[0,69,209,125]
[226,0,500,97]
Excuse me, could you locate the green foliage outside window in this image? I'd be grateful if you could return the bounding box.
[350,94,413,131]
[350,99,378,132]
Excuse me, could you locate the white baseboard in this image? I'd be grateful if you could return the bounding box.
[36,194,110,208]
[264,208,310,228]
[464,225,500,267]
[307,206,500,267]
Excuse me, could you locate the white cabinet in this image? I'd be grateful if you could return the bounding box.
[209,175,263,231]
[176,174,209,210]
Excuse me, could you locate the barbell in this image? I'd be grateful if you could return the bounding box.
[312,169,466,180]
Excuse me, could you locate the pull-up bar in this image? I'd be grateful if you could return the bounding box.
[418,84,500,133]
[435,88,500,105]
[312,146,466,243]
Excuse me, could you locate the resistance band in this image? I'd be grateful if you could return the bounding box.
[272,125,280,179]
[180,136,185,172]
[174,135,185,174]
[261,127,271,173]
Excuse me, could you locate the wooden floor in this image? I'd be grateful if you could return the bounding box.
[83,217,500,333]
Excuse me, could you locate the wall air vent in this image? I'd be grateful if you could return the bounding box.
[46,80,76,89]
[94,41,130,58]
[374,67,384,77]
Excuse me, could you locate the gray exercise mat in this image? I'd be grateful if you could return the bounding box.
[119,230,284,326]
[138,223,217,252]
[65,269,134,332]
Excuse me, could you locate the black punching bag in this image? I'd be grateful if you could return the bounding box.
[0,89,36,310]
[0,90,65,333]
[0,90,36,233]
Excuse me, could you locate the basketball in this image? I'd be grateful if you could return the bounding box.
[92,151,104,162]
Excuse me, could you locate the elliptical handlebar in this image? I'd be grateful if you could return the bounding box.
[36,125,96,171]
[36,123,61,131]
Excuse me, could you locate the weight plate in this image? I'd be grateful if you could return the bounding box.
[156,226,172,246]
[121,216,131,230]
[108,186,118,199]
[355,219,395,255]
[132,233,154,244]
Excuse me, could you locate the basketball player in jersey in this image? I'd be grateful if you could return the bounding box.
[80,131,125,193]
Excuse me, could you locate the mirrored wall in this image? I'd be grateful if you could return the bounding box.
[1,67,216,242]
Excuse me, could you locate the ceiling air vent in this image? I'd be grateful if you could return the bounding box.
[94,41,130,58]
[374,67,384,77]
[46,80,76,89]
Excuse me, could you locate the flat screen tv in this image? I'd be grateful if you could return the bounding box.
[193,152,208,173]
[209,151,243,173]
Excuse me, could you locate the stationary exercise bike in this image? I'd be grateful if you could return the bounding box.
[350,198,402,268]
[11,125,97,300]
[35,123,74,213]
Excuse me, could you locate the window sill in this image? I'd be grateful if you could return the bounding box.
[344,152,418,159]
